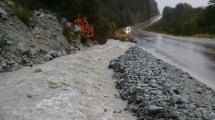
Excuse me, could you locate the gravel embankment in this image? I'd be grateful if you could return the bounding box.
[109,46,215,120]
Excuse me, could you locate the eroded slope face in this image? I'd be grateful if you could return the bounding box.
[0,2,70,72]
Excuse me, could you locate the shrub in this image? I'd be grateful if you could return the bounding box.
[74,15,94,43]
[63,28,78,44]
[14,6,32,26]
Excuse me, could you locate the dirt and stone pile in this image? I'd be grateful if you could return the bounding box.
[109,46,215,120]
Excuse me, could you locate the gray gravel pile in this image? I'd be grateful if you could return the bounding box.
[109,46,215,120]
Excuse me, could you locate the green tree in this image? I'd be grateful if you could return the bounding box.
[209,0,215,5]
[147,1,215,36]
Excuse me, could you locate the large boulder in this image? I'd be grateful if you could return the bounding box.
[74,25,81,32]
[0,7,7,20]
[16,42,30,55]
[61,18,75,30]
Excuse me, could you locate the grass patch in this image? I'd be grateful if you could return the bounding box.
[14,6,32,26]
[192,33,215,39]
[63,28,79,44]
[114,29,134,42]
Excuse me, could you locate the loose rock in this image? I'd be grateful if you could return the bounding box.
[109,46,215,120]
[0,35,5,48]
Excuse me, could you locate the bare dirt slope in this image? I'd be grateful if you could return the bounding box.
[0,40,135,120]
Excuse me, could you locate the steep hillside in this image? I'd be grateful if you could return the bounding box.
[0,1,78,73]
[13,0,159,39]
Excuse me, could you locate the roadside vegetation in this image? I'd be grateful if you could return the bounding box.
[147,0,215,38]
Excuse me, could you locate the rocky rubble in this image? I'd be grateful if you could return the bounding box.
[0,1,82,72]
[109,46,215,120]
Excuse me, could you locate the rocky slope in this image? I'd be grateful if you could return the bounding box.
[0,1,78,72]
[109,46,215,120]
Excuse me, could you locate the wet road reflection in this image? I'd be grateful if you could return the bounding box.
[132,28,215,87]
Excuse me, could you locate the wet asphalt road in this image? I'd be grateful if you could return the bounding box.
[131,27,215,88]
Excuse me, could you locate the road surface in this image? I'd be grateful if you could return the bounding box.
[131,27,215,90]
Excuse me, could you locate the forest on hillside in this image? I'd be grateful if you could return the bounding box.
[147,0,215,37]
[12,0,159,42]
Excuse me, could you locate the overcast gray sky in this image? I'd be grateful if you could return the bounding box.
[156,0,209,13]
